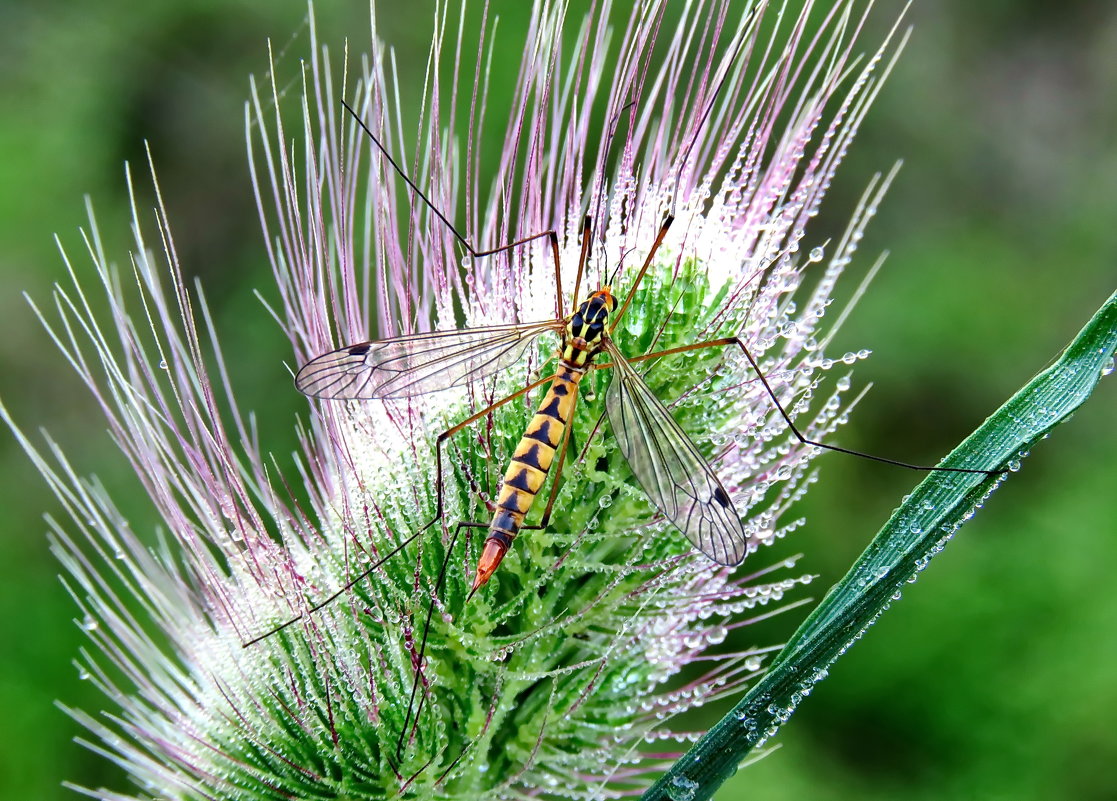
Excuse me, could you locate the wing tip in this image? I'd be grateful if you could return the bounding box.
[703,541,750,566]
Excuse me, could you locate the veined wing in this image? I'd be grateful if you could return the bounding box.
[296,319,563,399]
[603,339,749,565]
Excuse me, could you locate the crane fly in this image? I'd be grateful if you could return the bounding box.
[246,98,1004,648]
[295,260,752,593]
[291,224,1002,600]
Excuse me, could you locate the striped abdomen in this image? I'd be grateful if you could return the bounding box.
[470,363,584,593]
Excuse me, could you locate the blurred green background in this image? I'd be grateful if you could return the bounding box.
[1,1,1114,799]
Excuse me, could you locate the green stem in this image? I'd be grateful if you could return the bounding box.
[643,290,1117,801]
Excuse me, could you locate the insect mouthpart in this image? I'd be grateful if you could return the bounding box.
[593,285,615,307]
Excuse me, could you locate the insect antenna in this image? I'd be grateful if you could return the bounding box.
[605,244,639,290]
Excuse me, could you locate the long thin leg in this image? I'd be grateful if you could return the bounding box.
[397,376,563,757]
[342,100,566,319]
[428,372,558,523]
[242,373,558,648]
[575,408,609,465]
[398,374,563,754]
[399,383,587,762]
[472,230,564,319]
[395,376,565,756]
[596,337,1006,477]
[397,520,488,761]
[241,526,425,647]
[591,337,734,369]
[610,214,673,331]
[401,389,581,758]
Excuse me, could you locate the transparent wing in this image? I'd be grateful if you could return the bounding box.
[603,340,750,565]
[295,319,563,399]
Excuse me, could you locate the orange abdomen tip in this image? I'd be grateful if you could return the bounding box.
[469,538,508,599]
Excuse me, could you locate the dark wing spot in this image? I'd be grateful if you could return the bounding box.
[347,343,371,356]
[713,487,732,508]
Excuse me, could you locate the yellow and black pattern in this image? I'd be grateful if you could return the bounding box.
[471,287,615,592]
[472,363,583,590]
[294,279,757,600]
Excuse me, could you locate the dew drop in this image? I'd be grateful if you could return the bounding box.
[668,774,699,801]
[808,246,825,262]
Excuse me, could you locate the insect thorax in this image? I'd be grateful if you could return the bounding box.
[562,287,615,367]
